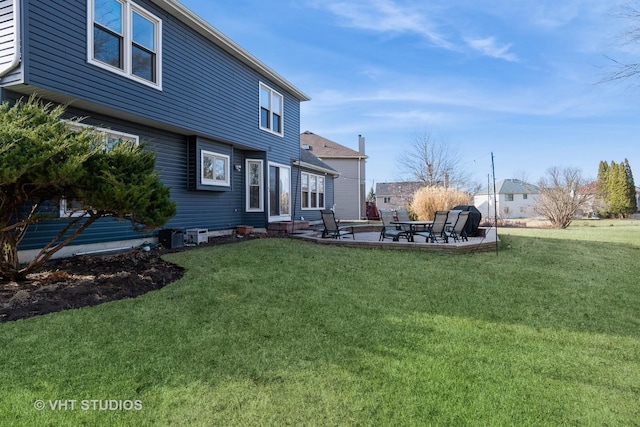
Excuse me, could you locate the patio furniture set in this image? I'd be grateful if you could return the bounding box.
[380,209,470,243]
[320,209,470,243]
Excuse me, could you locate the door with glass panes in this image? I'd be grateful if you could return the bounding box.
[268,163,291,222]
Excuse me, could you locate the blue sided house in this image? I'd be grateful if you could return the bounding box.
[0,0,338,258]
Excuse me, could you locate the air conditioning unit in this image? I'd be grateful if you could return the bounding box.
[185,228,208,245]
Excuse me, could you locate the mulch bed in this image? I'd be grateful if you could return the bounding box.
[0,232,274,323]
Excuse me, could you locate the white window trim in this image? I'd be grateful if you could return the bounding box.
[60,124,140,217]
[268,161,291,222]
[301,172,326,210]
[87,0,163,90]
[201,150,230,187]
[246,159,264,212]
[59,198,87,218]
[259,82,284,137]
[67,122,140,146]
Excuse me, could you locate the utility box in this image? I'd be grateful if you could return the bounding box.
[185,228,208,245]
[158,229,184,249]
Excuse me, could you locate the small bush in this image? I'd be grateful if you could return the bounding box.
[409,186,471,220]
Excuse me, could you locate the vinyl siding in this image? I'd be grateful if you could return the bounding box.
[19,0,301,152]
[321,158,365,220]
[6,0,311,251]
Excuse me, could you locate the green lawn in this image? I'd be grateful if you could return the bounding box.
[1,221,639,426]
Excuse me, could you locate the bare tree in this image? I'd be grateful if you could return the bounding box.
[600,3,640,85]
[535,167,592,229]
[397,132,472,190]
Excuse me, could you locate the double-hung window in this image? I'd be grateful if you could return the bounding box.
[89,0,162,88]
[301,172,325,210]
[259,83,283,136]
[60,124,139,217]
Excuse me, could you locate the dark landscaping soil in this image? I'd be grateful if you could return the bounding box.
[0,233,270,323]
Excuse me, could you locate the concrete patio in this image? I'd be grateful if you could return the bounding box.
[292,225,499,253]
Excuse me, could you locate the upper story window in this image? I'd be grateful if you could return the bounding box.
[505,194,514,202]
[89,0,162,89]
[259,83,283,136]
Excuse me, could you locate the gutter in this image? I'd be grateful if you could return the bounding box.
[293,160,340,177]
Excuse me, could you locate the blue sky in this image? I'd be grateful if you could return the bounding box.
[180,0,640,190]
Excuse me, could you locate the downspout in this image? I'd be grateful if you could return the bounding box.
[358,157,362,219]
[0,0,22,78]
[358,135,366,220]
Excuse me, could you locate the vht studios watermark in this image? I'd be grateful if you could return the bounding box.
[34,399,143,411]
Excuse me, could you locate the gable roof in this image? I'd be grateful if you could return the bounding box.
[296,149,339,176]
[481,179,539,195]
[376,181,423,196]
[153,0,310,102]
[300,131,367,159]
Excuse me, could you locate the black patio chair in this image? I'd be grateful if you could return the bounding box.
[379,210,411,242]
[444,210,470,242]
[320,209,355,239]
[416,210,450,243]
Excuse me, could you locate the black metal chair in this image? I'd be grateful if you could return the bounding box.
[445,211,470,242]
[416,210,450,243]
[320,210,355,239]
[379,210,410,242]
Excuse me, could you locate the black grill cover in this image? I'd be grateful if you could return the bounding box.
[452,205,482,236]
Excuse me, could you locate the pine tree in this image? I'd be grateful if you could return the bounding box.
[624,159,637,214]
[606,162,624,217]
[595,160,609,216]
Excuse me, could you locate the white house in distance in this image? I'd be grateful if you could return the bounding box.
[300,131,367,220]
[474,179,540,219]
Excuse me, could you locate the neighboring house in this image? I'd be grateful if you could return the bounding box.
[2,0,335,258]
[300,131,367,220]
[474,179,539,219]
[375,181,424,211]
[576,182,598,217]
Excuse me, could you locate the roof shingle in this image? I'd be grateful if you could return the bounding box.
[300,131,366,159]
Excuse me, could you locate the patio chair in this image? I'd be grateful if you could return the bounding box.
[445,210,462,232]
[416,210,450,243]
[320,209,355,239]
[379,210,410,242]
[444,210,470,242]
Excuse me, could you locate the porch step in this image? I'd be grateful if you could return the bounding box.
[268,221,310,233]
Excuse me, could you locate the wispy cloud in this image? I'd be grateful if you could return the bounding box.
[464,36,518,62]
[313,0,453,49]
[307,0,528,62]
